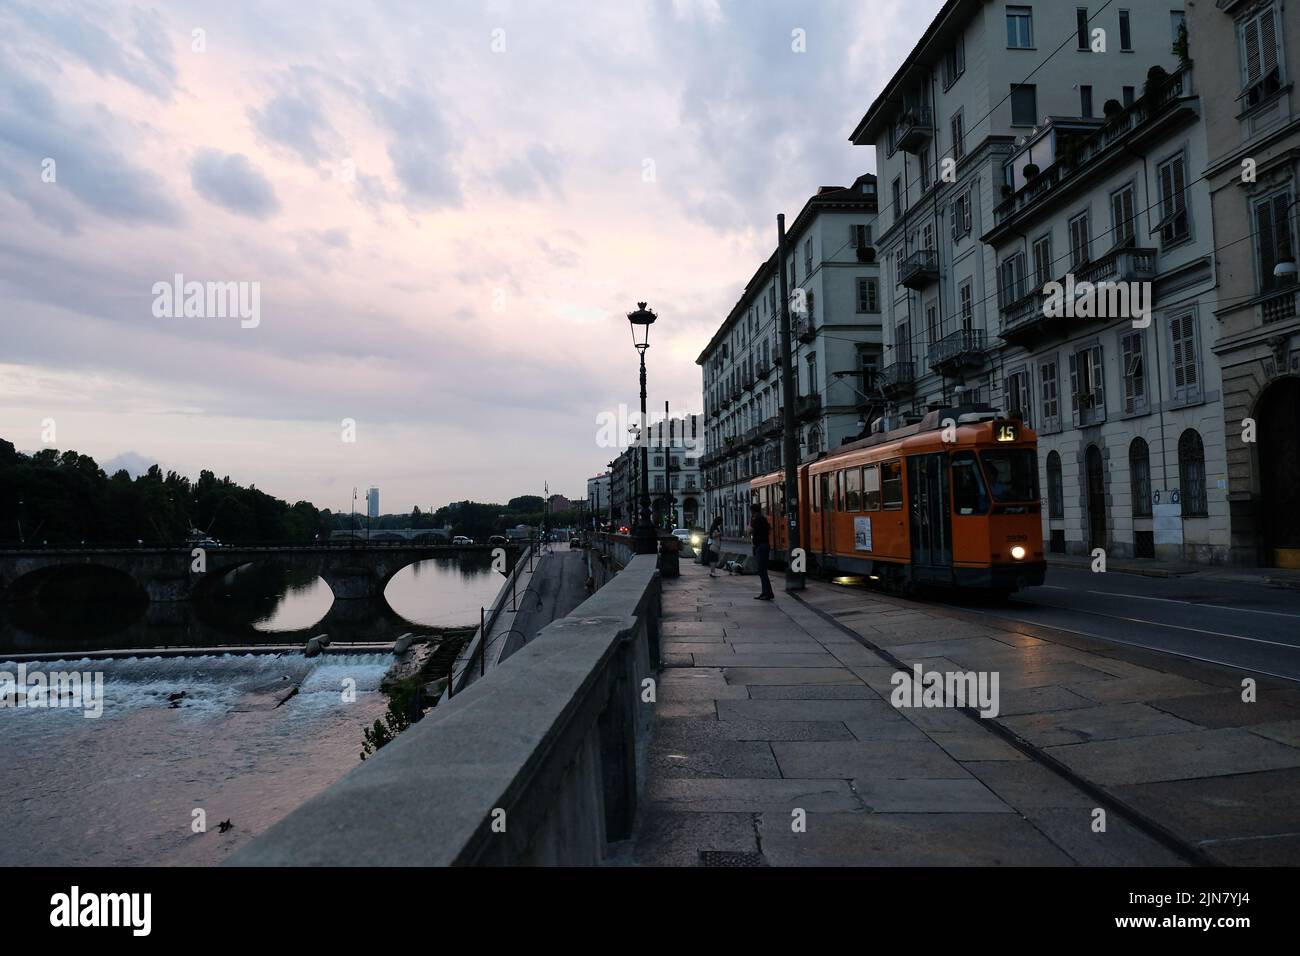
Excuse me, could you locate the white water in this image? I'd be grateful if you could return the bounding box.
[0,652,393,865]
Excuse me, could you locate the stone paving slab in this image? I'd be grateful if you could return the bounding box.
[651,739,782,779]
[755,812,1074,866]
[720,667,865,686]
[646,777,862,813]
[1000,702,1201,747]
[852,777,1012,813]
[772,740,971,780]
[620,810,758,867]
[717,698,905,723]
[1046,727,1300,785]
[654,716,855,742]
[747,684,879,700]
[1147,691,1300,729]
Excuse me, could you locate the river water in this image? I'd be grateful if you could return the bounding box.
[0,556,503,865]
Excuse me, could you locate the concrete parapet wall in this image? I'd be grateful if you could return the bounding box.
[229,555,662,867]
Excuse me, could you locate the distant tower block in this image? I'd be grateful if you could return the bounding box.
[367,487,380,519]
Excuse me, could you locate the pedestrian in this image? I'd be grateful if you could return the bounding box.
[750,503,774,600]
[706,515,723,577]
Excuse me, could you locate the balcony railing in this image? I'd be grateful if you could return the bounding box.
[1262,287,1298,324]
[994,66,1191,227]
[745,426,762,447]
[895,106,934,153]
[795,394,822,420]
[1000,246,1158,342]
[928,328,987,372]
[761,415,782,438]
[899,249,939,289]
[878,361,915,396]
[795,316,817,343]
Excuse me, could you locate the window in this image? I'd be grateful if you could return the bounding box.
[1005,368,1032,427]
[1120,330,1146,414]
[881,460,903,509]
[951,189,972,240]
[1157,152,1190,244]
[926,302,940,344]
[1238,4,1282,109]
[895,320,911,364]
[1077,8,1090,49]
[1069,211,1091,267]
[959,279,974,332]
[1119,10,1132,51]
[835,470,845,511]
[1129,438,1152,517]
[1040,359,1060,430]
[863,465,881,511]
[951,451,989,515]
[1171,10,1186,45]
[894,247,905,287]
[892,177,902,217]
[844,467,862,511]
[1178,429,1208,517]
[999,252,1026,306]
[922,222,934,252]
[1254,190,1296,293]
[944,35,966,88]
[804,239,812,274]
[1169,311,1201,403]
[851,223,872,248]
[1070,344,1106,425]
[950,111,966,162]
[1032,233,1053,288]
[856,277,880,313]
[1046,450,1064,519]
[1111,184,1136,247]
[1080,84,1093,118]
[1123,85,1135,108]
[919,147,931,190]
[1007,6,1033,48]
[980,450,1040,502]
[1010,84,1037,125]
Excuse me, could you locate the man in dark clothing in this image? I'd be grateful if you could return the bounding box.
[750,503,775,600]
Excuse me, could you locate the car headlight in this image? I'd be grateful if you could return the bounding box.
[1011,545,1026,561]
[691,535,702,546]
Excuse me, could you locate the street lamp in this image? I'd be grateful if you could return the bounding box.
[1273,198,1300,279]
[627,301,658,555]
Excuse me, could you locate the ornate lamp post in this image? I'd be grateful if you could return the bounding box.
[627,301,658,555]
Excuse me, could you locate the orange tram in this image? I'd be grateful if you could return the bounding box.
[751,406,1046,595]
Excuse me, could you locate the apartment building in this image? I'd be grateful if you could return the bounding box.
[984,59,1229,562]
[607,414,704,531]
[1191,0,1300,568]
[849,0,1185,413]
[697,175,882,536]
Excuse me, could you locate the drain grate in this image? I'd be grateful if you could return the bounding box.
[698,850,767,867]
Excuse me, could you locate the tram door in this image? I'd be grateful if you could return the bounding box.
[908,453,953,579]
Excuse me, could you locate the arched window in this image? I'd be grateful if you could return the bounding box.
[1046,450,1064,520]
[1178,429,1207,517]
[1129,438,1152,517]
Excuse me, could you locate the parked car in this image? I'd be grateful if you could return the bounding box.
[569,535,581,549]
[451,535,473,545]
[487,535,507,546]
[671,528,693,548]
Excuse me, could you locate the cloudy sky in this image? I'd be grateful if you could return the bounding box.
[0,0,939,514]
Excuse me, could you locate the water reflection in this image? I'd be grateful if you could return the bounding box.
[0,556,504,654]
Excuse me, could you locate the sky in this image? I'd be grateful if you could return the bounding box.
[0,0,941,514]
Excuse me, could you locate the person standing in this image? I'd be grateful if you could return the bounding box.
[749,502,775,600]
[706,514,724,578]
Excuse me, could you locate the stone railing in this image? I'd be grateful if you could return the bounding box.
[230,555,663,866]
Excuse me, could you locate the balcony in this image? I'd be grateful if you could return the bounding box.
[795,316,817,343]
[928,328,987,373]
[741,374,755,392]
[994,66,1192,228]
[745,426,763,447]
[895,106,934,154]
[795,394,822,421]
[1000,246,1158,343]
[1262,287,1298,324]
[899,249,939,290]
[761,414,782,438]
[878,361,915,397]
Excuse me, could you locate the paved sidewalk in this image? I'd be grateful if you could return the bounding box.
[623,559,1300,866]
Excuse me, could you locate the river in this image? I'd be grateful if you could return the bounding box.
[0,556,503,865]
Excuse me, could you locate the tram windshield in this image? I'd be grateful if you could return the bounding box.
[979,449,1040,502]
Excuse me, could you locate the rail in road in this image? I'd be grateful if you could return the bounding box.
[0,542,516,555]
[906,566,1300,684]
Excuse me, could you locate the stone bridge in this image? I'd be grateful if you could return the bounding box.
[0,542,517,604]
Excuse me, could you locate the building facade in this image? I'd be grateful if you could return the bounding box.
[586,473,611,528]
[607,414,704,531]
[697,175,883,536]
[366,487,379,519]
[1191,0,1300,567]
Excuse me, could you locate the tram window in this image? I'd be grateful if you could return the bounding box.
[812,475,820,513]
[776,483,786,517]
[863,465,881,511]
[820,473,831,513]
[951,451,989,515]
[845,468,861,511]
[980,449,1039,502]
[836,470,845,511]
[881,460,903,510]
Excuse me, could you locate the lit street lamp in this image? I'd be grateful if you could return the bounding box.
[627,301,658,556]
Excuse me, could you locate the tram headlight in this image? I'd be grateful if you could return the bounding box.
[1010,545,1027,561]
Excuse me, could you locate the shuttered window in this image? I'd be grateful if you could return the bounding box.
[1239,4,1283,107]
[1255,191,1295,293]
[1040,360,1060,430]
[1069,344,1105,426]
[1169,312,1201,403]
[1121,330,1146,414]
[1069,211,1091,267]
[1032,234,1053,288]
[1111,184,1136,247]
[1130,438,1152,517]
[1158,154,1190,244]
[1178,430,1208,517]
